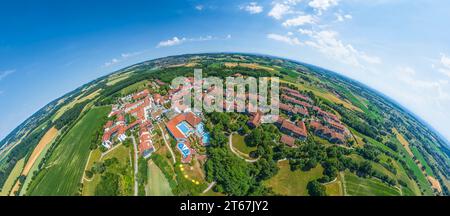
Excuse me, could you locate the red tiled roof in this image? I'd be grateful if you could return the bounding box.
[185,112,202,127]
[248,111,262,127]
[281,120,307,137]
[280,134,296,147]
[166,112,201,140]
[105,121,113,129]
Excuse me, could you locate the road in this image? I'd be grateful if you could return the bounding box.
[228,133,259,163]
[158,123,176,164]
[202,181,216,194]
[131,135,139,196]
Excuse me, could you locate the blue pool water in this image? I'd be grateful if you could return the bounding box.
[177,143,190,158]
[196,123,206,135]
[202,133,210,144]
[176,121,192,136]
[196,123,210,144]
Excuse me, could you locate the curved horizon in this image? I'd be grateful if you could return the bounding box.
[1,52,449,147]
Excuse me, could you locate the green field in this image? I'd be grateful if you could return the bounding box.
[324,174,343,196]
[389,137,433,195]
[146,160,173,196]
[28,106,110,195]
[343,171,401,196]
[19,134,58,196]
[410,146,434,177]
[0,157,24,196]
[231,134,256,155]
[264,160,324,196]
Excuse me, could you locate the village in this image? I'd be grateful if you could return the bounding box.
[100,74,351,167]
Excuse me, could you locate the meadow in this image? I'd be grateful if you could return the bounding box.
[264,160,324,196]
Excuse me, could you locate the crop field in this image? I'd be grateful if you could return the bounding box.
[28,106,110,195]
[410,146,434,177]
[52,89,102,121]
[264,160,324,196]
[22,127,58,176]
[0,158,24,196]
[389,135,433,195]
[343,171,401,196]
[146,160,173,196]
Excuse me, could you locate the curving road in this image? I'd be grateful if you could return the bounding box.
[228,133,259,163]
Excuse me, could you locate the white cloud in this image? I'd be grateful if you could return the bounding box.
[397,66,450,102]
[0,70,15,81]
[103,51,143,67]
[157,37,187,48]
[268,3,291,20]
[304,30,381,67]
[195,5,204,11]
[335,13,352,22]
[436,53,450,77]
[241,2,263,14]
[267,33,302,46]
[298,28,314,36]
[157,35,230,48]
[104,58,119,67]
[308,0,339,14]
[282,15,315,27]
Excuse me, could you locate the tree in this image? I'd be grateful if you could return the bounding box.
[307,180,327,196]
[95,172,120,196]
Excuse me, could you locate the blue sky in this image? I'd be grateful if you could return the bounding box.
[1,0,450,142]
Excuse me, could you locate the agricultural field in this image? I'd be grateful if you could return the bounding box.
[0,158,24,196]
[146,160,173,196]
[1,53,449,196]
[27,106,110,195]
[343,171,401,196]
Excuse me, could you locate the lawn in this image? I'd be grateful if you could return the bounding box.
[0,157,24,196]
[146,160,173,196]
[324,174,343,196]
[231,134,256,155]
[264,160,324,196]
[28,106,110,195]
[343,171,401,196]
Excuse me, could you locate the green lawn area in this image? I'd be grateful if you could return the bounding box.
[343,171,401,196]
[146,160,173,196]
[0,157,25,196]
[28,106,111,195]
[324,174,343,196]
[231,134,256,155]
[264,160,324,196]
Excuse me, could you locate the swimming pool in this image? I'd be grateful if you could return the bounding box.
[202,133,210,144]
[177,143,190,158]
[196,123,206,135]
[176,121,192,137]
[196,123,210,144]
